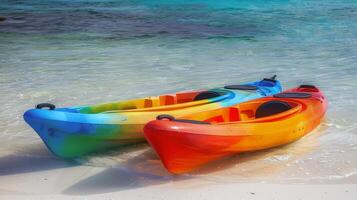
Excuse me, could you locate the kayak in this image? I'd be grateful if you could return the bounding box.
[23,76,282,159]
[144,85,327,174]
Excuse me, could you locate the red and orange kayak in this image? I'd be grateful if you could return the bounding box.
[144,85,327,174]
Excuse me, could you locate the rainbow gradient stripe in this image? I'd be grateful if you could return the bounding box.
[23,78,282,158]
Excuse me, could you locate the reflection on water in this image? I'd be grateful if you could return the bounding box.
[0,0,357,195]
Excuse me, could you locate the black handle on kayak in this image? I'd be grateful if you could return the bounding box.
[156,114,210,125]
[156,114,175,121]
[299,84,317,89]
[36,103,55,110]
[263,75,277,82]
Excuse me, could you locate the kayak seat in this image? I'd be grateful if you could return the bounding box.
[255,100,291,119]
[193,91,221,101]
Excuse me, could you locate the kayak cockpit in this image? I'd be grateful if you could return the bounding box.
[176,99,302,124]
[77,89,233,114]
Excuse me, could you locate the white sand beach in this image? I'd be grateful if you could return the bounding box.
[1,164,356,200]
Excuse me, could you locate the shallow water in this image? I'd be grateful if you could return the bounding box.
[0,0,357,195]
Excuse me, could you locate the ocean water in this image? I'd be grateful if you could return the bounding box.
[0,0,357,195]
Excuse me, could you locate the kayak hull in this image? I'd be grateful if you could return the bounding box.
[144,86,327,174]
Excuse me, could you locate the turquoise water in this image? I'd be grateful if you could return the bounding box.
[0,0,357,194]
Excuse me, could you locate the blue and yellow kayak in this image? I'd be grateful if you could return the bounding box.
[24,76,282,158]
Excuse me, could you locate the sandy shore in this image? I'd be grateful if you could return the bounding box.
[0,147,356,200]
[1,181,356,200]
